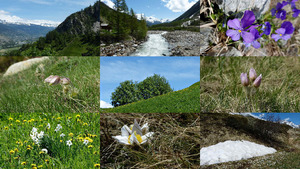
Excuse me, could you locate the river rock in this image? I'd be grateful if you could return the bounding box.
[200,27,214,55]
[219,47,243,56]
[4,57,50,77]
[216,0,271,18]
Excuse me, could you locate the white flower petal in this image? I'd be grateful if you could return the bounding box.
[141,132,154,144]
[121,125,131,136]
[132,120,142,135]
[112,136,131,145]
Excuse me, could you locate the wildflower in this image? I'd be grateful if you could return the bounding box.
[21,162,27,165]
[60,77,71,85]
[93,151,98,154]
[56,117,61,120]
[253,74,262,88]
[14,157,19,160]
[54,124,62,132]
[60,140,63,142]
[83,123,88,126]
[271,2,287,20]
[272,21,294,41]
[69,133,74,137]
[4,126,8,130]
[261,22,271,36]
[226,10,255,43]
[24,120,27,122]
[41,149,48,154]
[244,28,261,49]
[14,148,18,153]
[60,133,65,137]
[76,115,80,118]
[88,145,93,148]
[249,68,257,82]
[83,139,89,145]
[38,165,43,168]
[94,164,100,168]
[31,164,36,167]
[46,123,50,129]
[66,140,72,147]
[45,75,60,85]
[112,119,154,145]
[33,167,37,169]
[9,150,14,155]
[45,159,49,163]
[8,117,13,121]
[240,73,250,86]
[292,7,300,17]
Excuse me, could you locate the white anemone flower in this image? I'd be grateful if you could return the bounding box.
[66,140,72,147]
[54,124,62,132]
[41,148,48,154]
[60,133,65,137]
[83,139,89,145]
[112,119,154,145]
[46,123,51,129]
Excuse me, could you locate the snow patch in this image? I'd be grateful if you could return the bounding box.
[200,140,277,166]
[135,14,171,23]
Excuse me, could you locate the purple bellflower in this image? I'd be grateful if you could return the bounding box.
[226,10,255,43]
[271,2,287,20]
[271,21,294,41]
[244,28,261,49]
[240,73,250,87]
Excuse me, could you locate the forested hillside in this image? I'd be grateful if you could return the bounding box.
[100,0,147,44]
[5,1,100,56]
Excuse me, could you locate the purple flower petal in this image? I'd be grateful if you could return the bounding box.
[281,34,291,40]
[241,10,255,29]
[244,42,251,48]
[252,40,261,49]
[226,29,241,41]
[292,8,300,17]
[271,8,276,16]
[241,31,255,43]
[227,19,242,30]
[271,34,281,41]
[276,10,286,20]
[250,28,260,40]
[281,21,294,34]
[275,28,286,35]
[263,22,271,35]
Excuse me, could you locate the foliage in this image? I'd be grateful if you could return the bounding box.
[106,82,200,113]
[110,74,172,107]
[0,112,100,168]
[0,57,100,112]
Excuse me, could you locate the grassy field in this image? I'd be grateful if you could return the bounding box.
[0,112,100,168]
[103,82,200,113]
[200,57,300,113]
[0,57,100,112]
[200,113,300,169]
[101,113,200,168]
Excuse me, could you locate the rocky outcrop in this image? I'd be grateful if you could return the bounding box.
[162,31,200,56]
[216,0,271,18]
[3,57,49,77]
[100,38,146,56]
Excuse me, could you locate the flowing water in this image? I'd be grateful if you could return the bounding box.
[132,32,170,56]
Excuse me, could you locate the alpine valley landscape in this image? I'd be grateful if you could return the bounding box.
[100,0,200,56]
[1,1,100,56]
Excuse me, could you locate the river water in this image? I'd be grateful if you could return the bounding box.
[132,32,170,56]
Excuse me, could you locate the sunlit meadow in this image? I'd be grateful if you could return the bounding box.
[0,112,100,168]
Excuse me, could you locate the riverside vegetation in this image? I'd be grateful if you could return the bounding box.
[0,112,100,168]
[0,57,99,112]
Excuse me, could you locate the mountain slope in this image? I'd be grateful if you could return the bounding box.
[173,0,200,21]
[5,1,100,56]
[103,81,200,113]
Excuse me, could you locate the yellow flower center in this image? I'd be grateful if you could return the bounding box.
[238,30,242,33]
[128,131,143,144]
[280,34,282,36]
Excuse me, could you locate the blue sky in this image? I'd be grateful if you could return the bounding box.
[0,0,97,24]
[250,113,300,125]
[101,0,198,21]
[100,57,200,107]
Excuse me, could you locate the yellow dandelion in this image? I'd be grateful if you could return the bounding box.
[23,120,27,122]
[16,120,20,123]
[4,126,8,130]
[24,140,28,144]
[32,167,37,169]
[39,125,43,128]
[68,117,72,119]
[9,150,14,155]
[39,151,44,154]
[14,157,19,160]
[76,115,80,118]
[45,159,49,163]
[31,164,36,167]
[83,123,88,126]
[94,164,100,168]
[69,133,74,137]
[56,117,61,120]
[88,145,93,148]
[60,140,63,143]
[9,123,13,126]
[14,148,18,152]
[8,117,13,121]
[38,165,43,168]
[21,162,27,165]
[93,151,98,154]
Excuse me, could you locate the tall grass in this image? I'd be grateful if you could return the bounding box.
[100,113,200,168]
[0,57,100,112]
[0,112,100,168]
[201,57,300,112]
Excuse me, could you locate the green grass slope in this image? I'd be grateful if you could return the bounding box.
[104,82,200,113]
[201,113,300,169]
[0,57,99,112]
[57,38,89,56]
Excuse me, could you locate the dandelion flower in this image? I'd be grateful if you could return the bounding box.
[9,150,14,155]
[8,117,13,121]
[69,133,74,137]
[16,120,20,123]
[94,164,100,168]
[21,162,27,165]
[88,145,93,148]
[76,115,80,118]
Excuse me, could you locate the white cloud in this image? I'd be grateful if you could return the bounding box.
[100,100,113,108]
[161,0,197,12]
[0,10,60,27]
[101,0,115,8]
[21,0,52,5]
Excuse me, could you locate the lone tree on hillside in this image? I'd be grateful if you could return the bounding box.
[111,74,173,107]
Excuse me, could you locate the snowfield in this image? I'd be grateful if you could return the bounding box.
[200,140,277,166]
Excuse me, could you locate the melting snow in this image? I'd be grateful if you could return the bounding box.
[200,140,277,166]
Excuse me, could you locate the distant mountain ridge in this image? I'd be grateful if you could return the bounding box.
[173,0,200,21]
